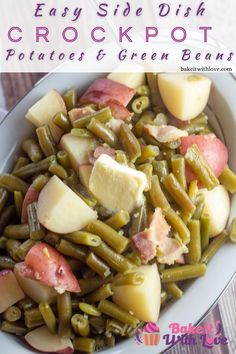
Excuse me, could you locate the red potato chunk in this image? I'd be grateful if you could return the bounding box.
[180,134,228,183]
[23,243,80,293]
[0,270,25,313]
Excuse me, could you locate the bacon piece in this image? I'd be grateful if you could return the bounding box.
[88,147,116,164]
[80,78,135,107]
[68,107,95,123]
[144,124,188,143]
[132,208,188,264]
[23,243,80,293]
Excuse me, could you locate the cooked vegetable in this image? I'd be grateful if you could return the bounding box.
[186,220,201,264]
[200,186,230,237]
[98,299,139,327]
[60,134,97,174]
[39,302,57,334]
[219,165,236,193]
[107,72,145,89]
[37,176,97,234]
[86,252,111,279]
[112,264,161,322]
[105,210,130,230]
[23,243,81,293]
[200,230,228,264]
[26,89,66,143]
[161,264,206,283]
[0,270,25,313]
[229,218,236,243]
[57,292,72,337]
[119,123,141,162]
[158,73,211,120]
[25,326,74,354]
[22,139,43,163]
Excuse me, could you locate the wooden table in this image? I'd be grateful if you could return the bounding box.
[1,73,236,354]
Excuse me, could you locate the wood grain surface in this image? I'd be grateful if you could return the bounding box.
[1,73,235,354]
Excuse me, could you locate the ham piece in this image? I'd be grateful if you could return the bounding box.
[132,208,188,264]
[144,124,188,143]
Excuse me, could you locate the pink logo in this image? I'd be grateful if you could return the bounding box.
[135,322,161,346]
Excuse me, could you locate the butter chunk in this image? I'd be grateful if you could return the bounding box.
[89,154,147,213]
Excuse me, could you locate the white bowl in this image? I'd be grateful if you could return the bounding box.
[0,73,236,354]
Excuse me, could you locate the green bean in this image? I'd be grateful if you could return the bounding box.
[98,300,139,327]
[161,264,206,283]
[188,180,199,201]
[161,291,168,306]
[36,125,57,157]
[57,239,87,262]
[106,319,127,336]
[229,218,236,243]
[125,324,141,338]
[32,174,49,192]
[112,272,144,287]
[200,214,210,251]
[53,112,71,133]
[165,208,190,244]
[119,123,141,162]
[86,252,111,279]
[71,128,94,138]
[163,173,196,214]
[27,202,45,240]
[200,230,228,265]
[0,174,29,194]
[63,88,77,111]
[185,145,219,190]
[134,110,155,137]
[0,206,15,234]
[182,113,208,134]
[0,188,8,214]
[87,119,118,148]
[129,202,147,236]
[14,191,23,219]
[115,150,128,164]
[5,239,21,261]
[14,156,56,180]
[91,241,133,273]
[171,156,187,191]
[73,337,96,353]
[164,139,181,150]
[85,284,113,303]
[18,298,37,311]
[136,164,152,192]
[136,85,150,96]
[94,336,106,350]
[44,232,60,247]
[4,224,30,240]
[68,183,97,208]
[89,317,106,334]
[105,211,130,230]
[3,306,22,322]
[153,160,169,182]
[22,139,43,163]
[132,96,150,115]
[79,303,101,317]
[153,112,168,126]
[73,107,112,129]
[39,302,57,334]
[149,175,170,213]
[1,321,28,335]
[78,275,113,296]
[57,150,71,169]
[71,314,90,337]
[12,156,30,173]
[65,231,101,247]
[57,292,72,337]
[24,308,44,329]
[186,220,201,264]
[0,235,7,248]
[136,145,159,164]
[16,239,36,260]
[147,73,165,113]
[192,196,205,220]
[105,334,115,347]
[219,165,236,193]
[0,255,15,269]
[164,283,183,299]
[124,252,142,267]
[49,160,68,179]
[87,220,129,254]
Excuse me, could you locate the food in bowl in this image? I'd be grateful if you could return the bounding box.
[0,72,236,353]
